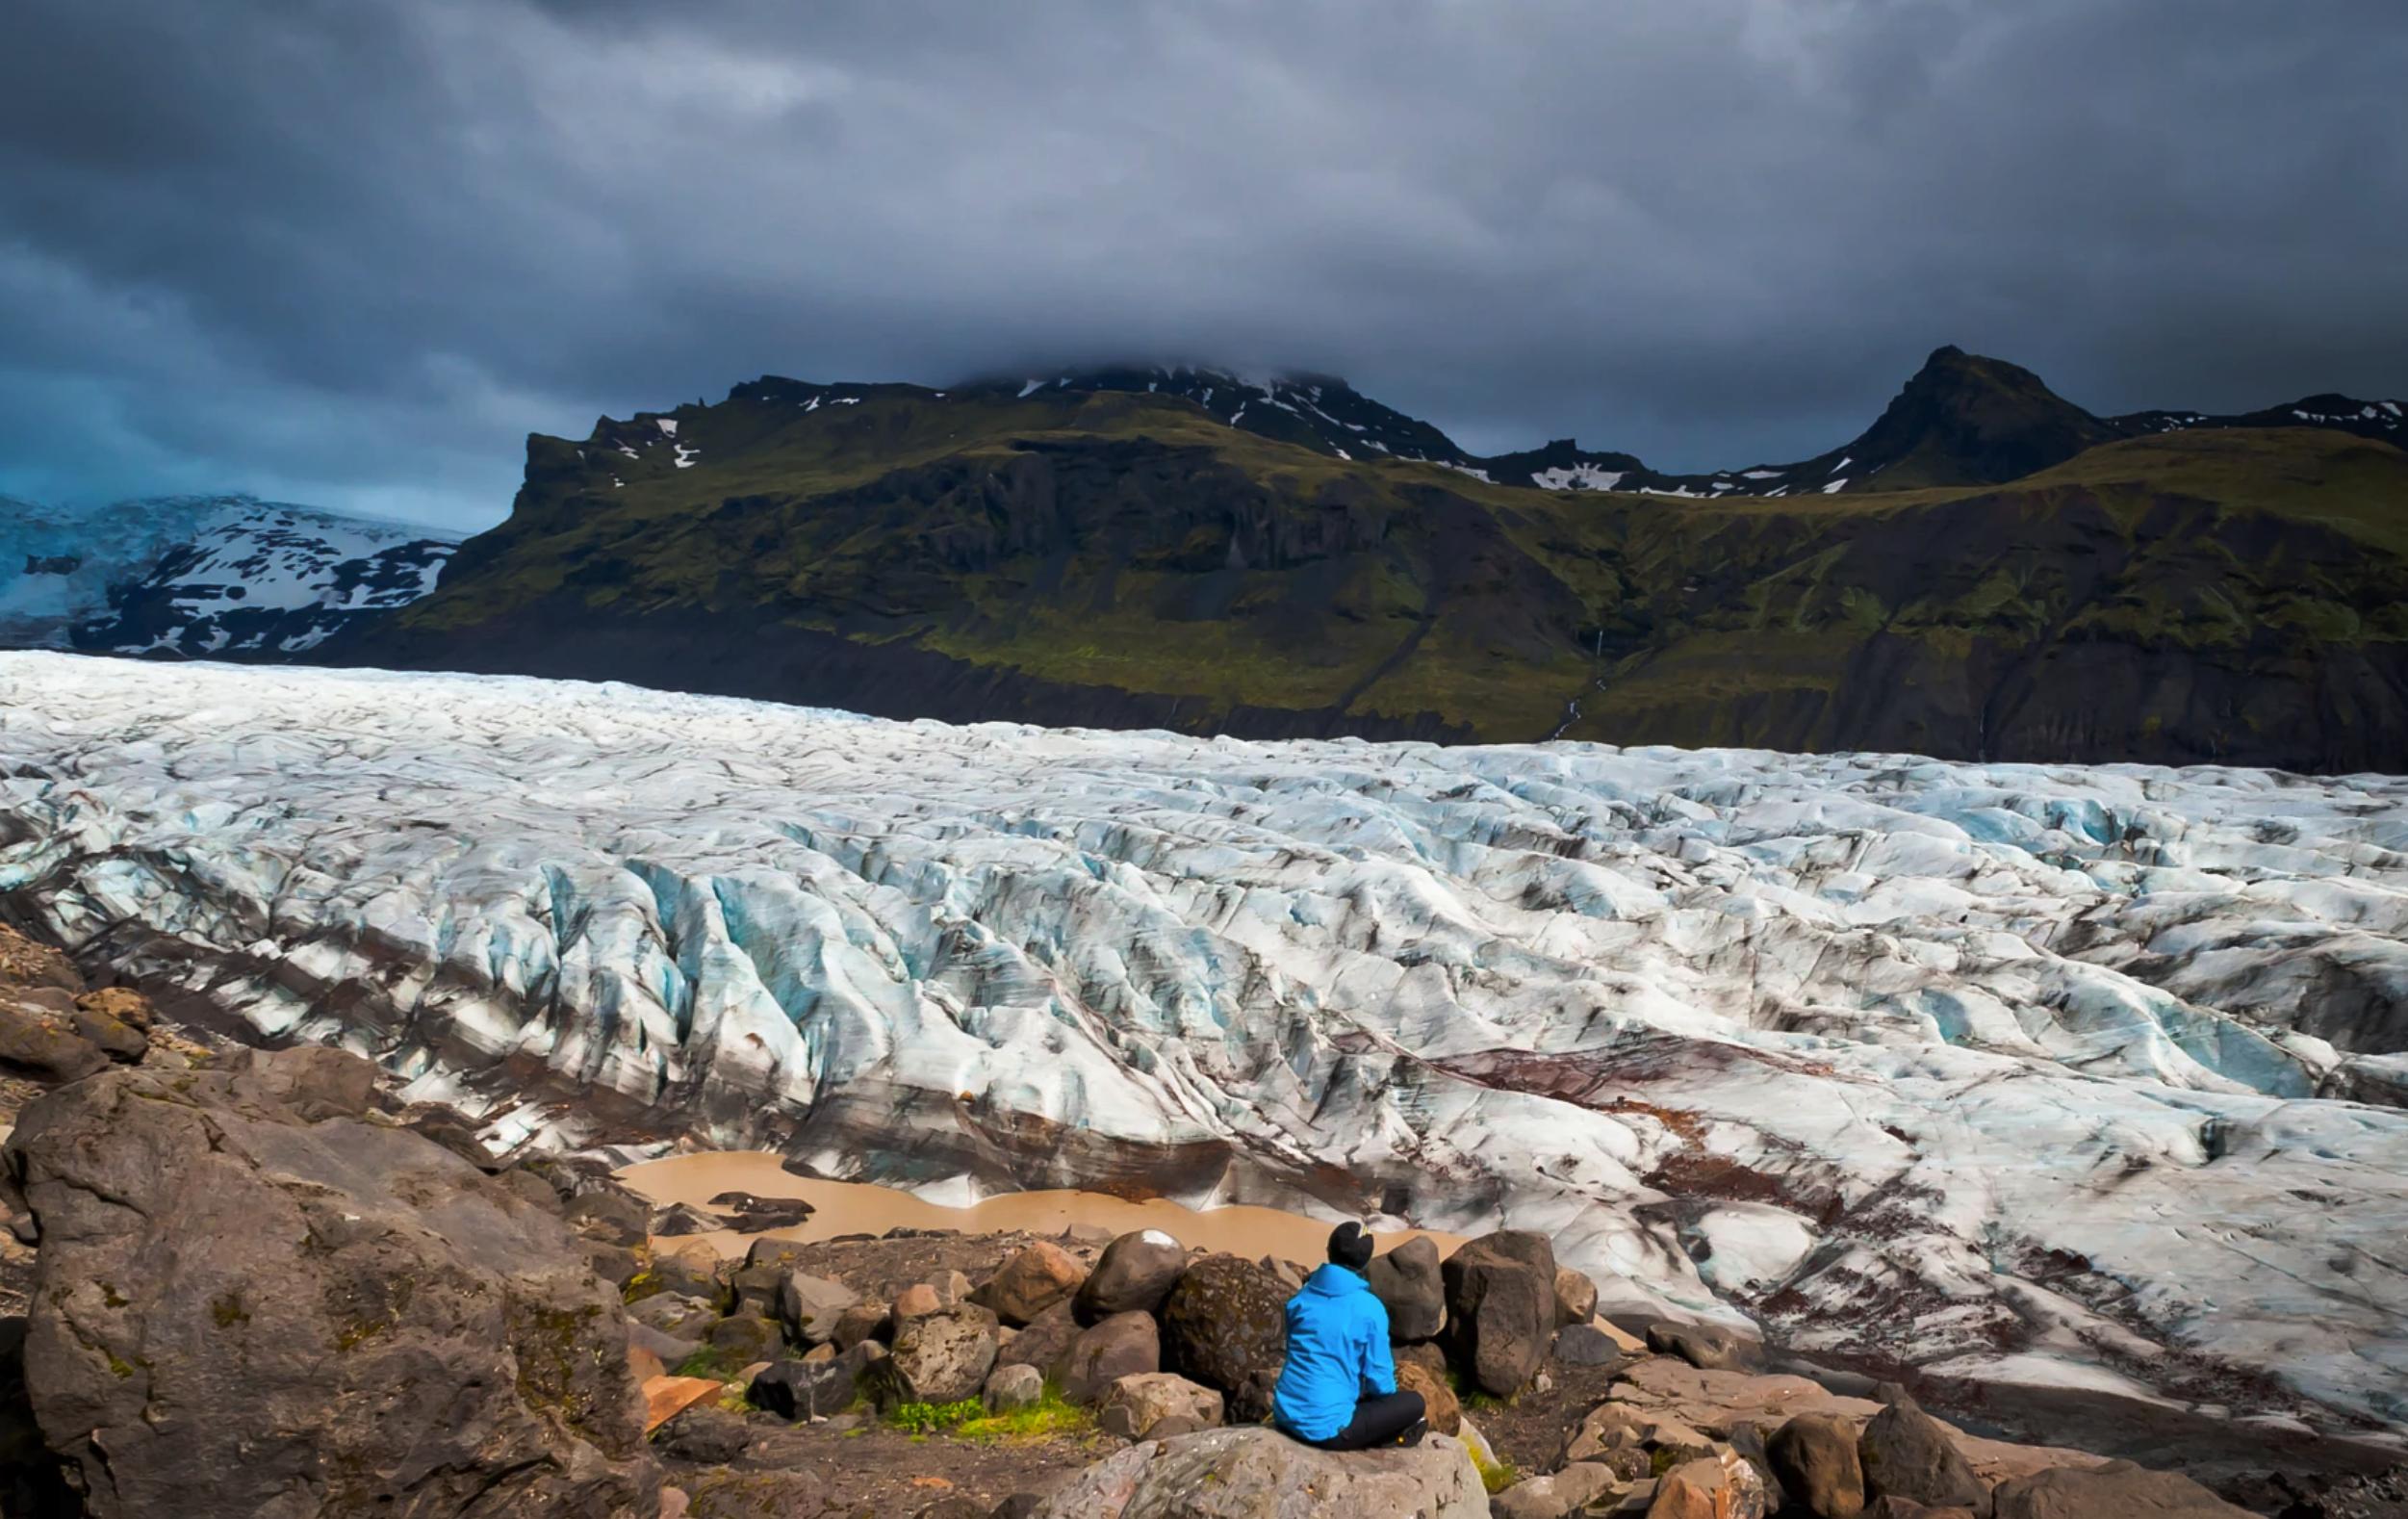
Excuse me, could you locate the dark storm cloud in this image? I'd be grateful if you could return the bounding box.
[3,0,2403,529]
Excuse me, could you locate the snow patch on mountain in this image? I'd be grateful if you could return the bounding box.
[1,654,2404,1443]
[1,496,457,656]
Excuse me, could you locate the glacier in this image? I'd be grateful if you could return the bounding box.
[1,652,2404,1448]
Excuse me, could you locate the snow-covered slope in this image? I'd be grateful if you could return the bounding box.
[1,655,2403,1451]
[0,495,456,656]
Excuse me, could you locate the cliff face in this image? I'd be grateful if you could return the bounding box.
[335,374,2408,773]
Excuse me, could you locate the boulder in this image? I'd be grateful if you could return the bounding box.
[564,1185,653,1247]
[1367,1234,1447,1342]
[0,999,110,1083]
[1098,1373,1224,1440]
[885,1305,1002,1405]
[984,1361,1046,1413]
[73,985,152,1032]
[652,1245,731,1305]
[893,1282,944,1321]
[1056,1310,1161,1404]
[633,1292,724,1338]
[1553,1323,1626,1368]
[1497,1461,1626,1519]
[748,1341,886,1421]
[5,1048,658,1519]
[779,1272,859,1345]
[585,1240,646,1291]
[1650,1450,1774,1518]
[704,1314,782,1365]
[1158,1253,1289,1422]
[931,1268,974,1307]
[833,1300,891,1350]
[629,1320,702,1370]
[1989,1460,2252,1518]
[971,1240,1089,1326]
[1553,1267,1598,1327]
[1555,1402,1665,1481]
[651,1203,724,1238]
[683,1466,832,1518]
[728,1265,787,1318]
[1869,1501,1975,1519]
[1033,1426,1487,1517]
[1074,1228,1188,1323]
[1442,1230,1559,1396]
[1395,1358,1461,1436]
[999,1298,1081,1371]
[703,1190,814,1232]
[742,1236,810,1272]
[1858,1401,1987,1516]
[1645,1321,1761,1373]
[655,1403,751,1464]
[70,1001,149,1063]
[1770,1413,1866,1518]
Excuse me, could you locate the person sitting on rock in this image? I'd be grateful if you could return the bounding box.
[1270,1222,1427,1451]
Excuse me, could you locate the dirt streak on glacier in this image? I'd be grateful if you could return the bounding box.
[0,652,2404,1458]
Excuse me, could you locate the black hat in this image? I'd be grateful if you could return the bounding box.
[1327,1222,1374,1271]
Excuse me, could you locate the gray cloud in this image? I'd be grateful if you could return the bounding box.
[3,0,2403,530]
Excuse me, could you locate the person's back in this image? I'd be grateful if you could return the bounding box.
[1270,1223,1426,1451]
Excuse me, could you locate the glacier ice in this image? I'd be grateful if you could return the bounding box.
[1,652,2404,1441]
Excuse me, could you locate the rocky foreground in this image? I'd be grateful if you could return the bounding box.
[2,923,2402,1517]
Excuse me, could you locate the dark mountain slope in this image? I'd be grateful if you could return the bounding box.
[336,377,2408,771]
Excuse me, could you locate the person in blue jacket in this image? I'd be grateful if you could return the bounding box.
[1270,1223,1428,1450]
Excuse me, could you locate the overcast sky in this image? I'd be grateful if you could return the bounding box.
[3,0,2402,531]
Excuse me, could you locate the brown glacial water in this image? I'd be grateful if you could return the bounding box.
[618,1150,1466,1263]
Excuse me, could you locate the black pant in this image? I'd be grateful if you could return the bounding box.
[1303,1389,1426,1451]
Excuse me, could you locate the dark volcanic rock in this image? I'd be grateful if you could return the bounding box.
[1442,1230,1558,1397]
[1770,1413,1867,1518]
[4,1046,657,1518]
[997,1298,1079,1372]
[1074,1228,1187,1323]
[1367,1234,1447,1342]
[1158,1253,1289,1422]
[1056,1310,1161,1404]
[750,1342,886,1421]
[1858,1400,1988,1516]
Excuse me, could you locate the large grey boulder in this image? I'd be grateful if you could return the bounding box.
[1034,1425,1488,1517]
[1365,1235,1447,1342]
[1158,1253,1289,1422]
[778,1272,859,1346]
[3,1047,658,1519]
[1442,1230,1558,1396]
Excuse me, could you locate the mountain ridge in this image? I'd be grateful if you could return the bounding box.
[330,346,2408,772]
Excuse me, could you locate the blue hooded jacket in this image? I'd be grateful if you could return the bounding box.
[1270,1263,1397,1441]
